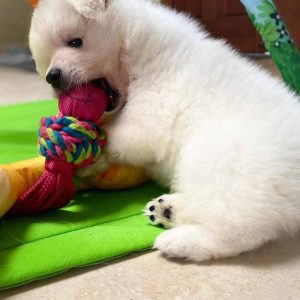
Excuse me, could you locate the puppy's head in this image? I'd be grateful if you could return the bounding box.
[29,0,121,109]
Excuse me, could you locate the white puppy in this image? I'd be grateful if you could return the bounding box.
[29,0,300,262]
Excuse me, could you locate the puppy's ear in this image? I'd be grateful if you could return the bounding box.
[68,0,106,19]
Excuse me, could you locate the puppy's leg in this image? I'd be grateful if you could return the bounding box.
[154,223,277,262]
[148,121,300,261]
[146,193,280,262]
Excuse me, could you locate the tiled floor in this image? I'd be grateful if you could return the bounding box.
[0,59,300,300]
[0,67,52,105]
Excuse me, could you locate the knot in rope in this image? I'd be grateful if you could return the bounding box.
[38,115,106,168]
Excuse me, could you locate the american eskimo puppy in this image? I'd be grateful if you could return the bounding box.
[29,0,300,262]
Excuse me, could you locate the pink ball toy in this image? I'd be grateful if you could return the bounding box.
[10,83,108,216]
[59,83,108,123]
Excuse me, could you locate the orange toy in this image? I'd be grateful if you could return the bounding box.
[0,158,148,217]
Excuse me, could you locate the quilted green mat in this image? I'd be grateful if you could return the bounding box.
[0,100,164,290]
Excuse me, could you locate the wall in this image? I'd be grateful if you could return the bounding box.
[0,0,33,50]
[0,0,162,51]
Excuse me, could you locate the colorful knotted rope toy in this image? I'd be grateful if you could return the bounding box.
[9,83,108,215]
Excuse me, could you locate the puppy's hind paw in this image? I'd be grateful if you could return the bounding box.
[144,194,178,228]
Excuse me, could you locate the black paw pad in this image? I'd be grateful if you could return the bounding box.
[149,205,155,212]
[163,208,172,219]
[149,215,155,222]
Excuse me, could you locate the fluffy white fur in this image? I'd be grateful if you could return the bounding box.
[29,0,300,262]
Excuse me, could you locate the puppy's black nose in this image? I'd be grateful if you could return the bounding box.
[46,68,61,87]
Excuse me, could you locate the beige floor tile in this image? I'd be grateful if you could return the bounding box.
[0,67,52,105]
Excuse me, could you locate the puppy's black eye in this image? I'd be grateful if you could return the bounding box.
[67,38,83,48]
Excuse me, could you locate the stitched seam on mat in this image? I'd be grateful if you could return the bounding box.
[0,211,145,253]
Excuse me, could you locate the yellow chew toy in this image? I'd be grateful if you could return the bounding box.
[0,158,148,217]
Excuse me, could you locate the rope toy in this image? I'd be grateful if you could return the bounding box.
[9,83,108,215]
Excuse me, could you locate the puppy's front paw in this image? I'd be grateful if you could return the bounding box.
[144,194,176,228]
[75,155,109,178]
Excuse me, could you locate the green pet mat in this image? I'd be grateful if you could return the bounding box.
[0,100,165,290]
